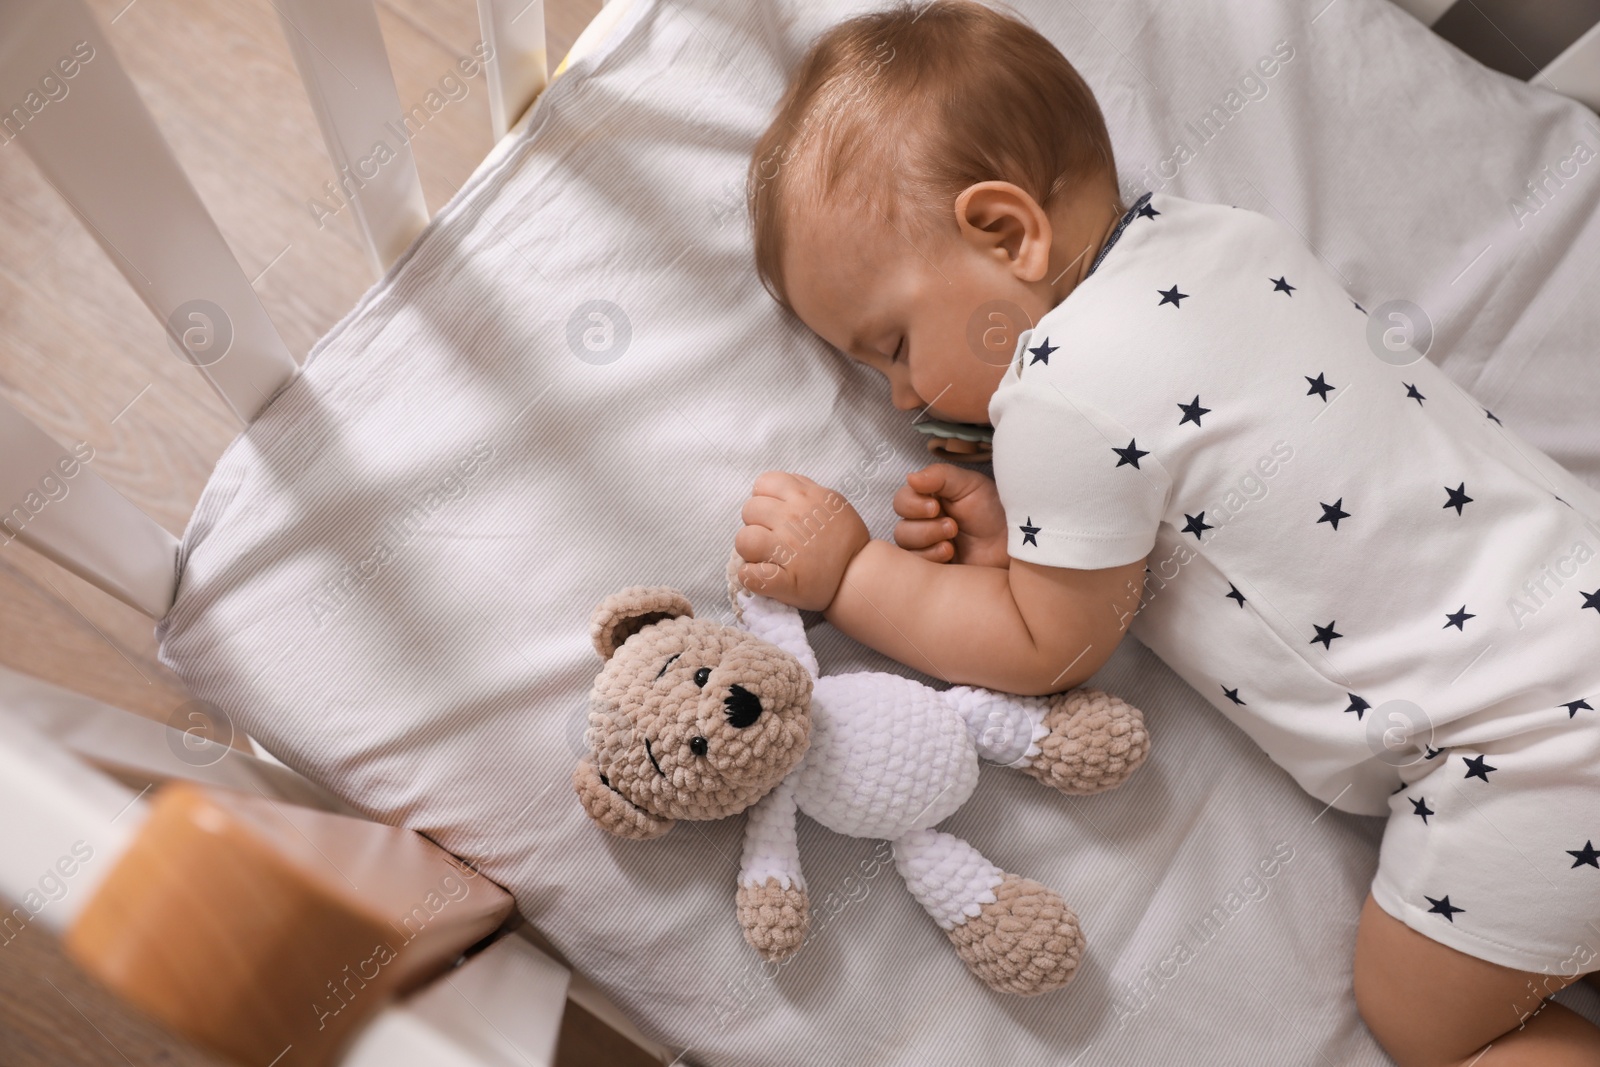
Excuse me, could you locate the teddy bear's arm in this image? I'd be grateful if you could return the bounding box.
[735,778,810,961]
[733,591,820,678]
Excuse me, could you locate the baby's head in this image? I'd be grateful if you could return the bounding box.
[749,1,1119,424]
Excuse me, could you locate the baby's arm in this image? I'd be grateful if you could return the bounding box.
[735,472,1145,696]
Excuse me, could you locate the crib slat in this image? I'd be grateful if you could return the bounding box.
[1534,21,1600,110]
[477,0,549,139]
[0,0,298,424]
[1390,0,1454,28]
[0,661,350,814]
[0,717,145,946]
[274,0,430,279]
[0,397,179,619]
[342,934,571,1067]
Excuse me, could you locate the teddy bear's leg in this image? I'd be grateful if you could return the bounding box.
[892,828,1084,996]
[946,685,1050,766]
[1016,688,1150,796]
[946,685,1150,795]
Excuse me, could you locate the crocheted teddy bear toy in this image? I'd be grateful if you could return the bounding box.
[572,571,1151,996]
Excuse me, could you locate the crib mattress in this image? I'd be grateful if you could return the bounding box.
[159,1,1600,1063]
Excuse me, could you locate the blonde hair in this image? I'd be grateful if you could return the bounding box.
[747,0,1116,309]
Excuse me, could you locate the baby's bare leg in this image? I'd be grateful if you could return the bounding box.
[1353,892,1600,1066]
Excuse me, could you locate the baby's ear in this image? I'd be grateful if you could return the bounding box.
[590,587,694,660]
[572,757,676,840]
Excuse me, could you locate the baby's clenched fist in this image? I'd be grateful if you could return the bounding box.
[893,463,1010,568]
[735,471,870,611]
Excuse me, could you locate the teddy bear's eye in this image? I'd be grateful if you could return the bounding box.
[693,666,711,688]
[654,652,681,680]
[724,685,762,728]
[689,736,708,756]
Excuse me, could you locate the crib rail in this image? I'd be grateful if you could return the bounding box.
[479,0,552,138]
[67,780,517,1067]
[0,0,300,425]
[0,0,553,618]
[0,671,682,1067]
[274,0,432,280]
[0,396,179,618]
[0,707,522,1067]
[1396,0,1600,110]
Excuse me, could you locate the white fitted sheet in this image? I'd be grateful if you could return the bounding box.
[159,1,1600,1062]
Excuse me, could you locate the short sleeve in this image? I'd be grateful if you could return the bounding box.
[989,379,1168,570]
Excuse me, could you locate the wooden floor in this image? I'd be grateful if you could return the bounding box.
[0,0,609,1063]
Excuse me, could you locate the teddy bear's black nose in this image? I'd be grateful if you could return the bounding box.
[689,736,708,756]
[724,685,761,728]
[694,666,711,688]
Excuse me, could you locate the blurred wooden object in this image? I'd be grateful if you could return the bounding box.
[0,909,225,1066]
[64,781,515,1067]
[0,675,667,1066]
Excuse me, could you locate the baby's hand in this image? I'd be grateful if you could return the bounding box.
[735,471,870,611]
[893,464,1010,568]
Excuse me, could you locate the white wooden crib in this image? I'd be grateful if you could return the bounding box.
[5,0,1600,1064]
[0,0,669,1063]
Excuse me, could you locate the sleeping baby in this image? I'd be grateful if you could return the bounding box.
[731,2,1600,1064]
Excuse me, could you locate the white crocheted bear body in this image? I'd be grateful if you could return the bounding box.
[793,672,980,840]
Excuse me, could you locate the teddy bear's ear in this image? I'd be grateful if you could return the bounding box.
[590,586,694,660]
[572,757,676,840]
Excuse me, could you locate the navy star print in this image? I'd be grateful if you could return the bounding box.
[1311,621,1342,650]
[1113,440,1150,469]
[986,195,1600,964]
[1019,517,1039,547]
[1318,499,1350,530]
[1305,373,1335,401]
[1177,396,1210,427]
[1426,895,1464,921]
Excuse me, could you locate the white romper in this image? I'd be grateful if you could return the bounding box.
[989,192,1600,975]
